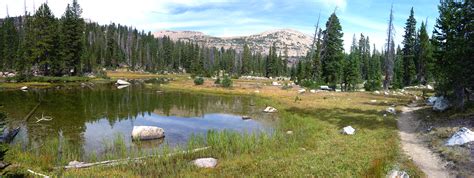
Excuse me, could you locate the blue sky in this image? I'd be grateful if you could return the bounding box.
[1,0,440,51]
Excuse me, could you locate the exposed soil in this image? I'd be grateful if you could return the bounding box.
[398,104,454,178]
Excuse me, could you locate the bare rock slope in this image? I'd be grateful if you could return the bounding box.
[153,29,312,57]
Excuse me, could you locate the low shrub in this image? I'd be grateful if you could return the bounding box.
[194,77,204,85]
[221,76,233,88]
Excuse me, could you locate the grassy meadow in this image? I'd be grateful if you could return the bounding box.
[2,73,423,177]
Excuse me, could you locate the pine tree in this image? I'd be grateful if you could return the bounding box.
[241,44,251,75]
[1,17,19,70]
[402,7,417,86]
[393,46,404,89]
[31,3,60,76]
[60,0,85,76]
[321,12,344,88]
[384,5,396,91]
[417,21,433,84]
[344,35,361,91]
[432,0,473,109]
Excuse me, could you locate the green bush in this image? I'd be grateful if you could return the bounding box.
[300,79,320,89]
[194,77,204,85]
[214,78,221,84]
[221,76,233,88]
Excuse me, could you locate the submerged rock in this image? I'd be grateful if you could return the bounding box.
[131,126,165,140]
[193,158,217,168]
[116,79,131,85]
[341,126,355,135]
[263,107,277,113]
[445,127,474,146]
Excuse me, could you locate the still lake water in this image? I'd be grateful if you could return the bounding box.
[0,83,275,154]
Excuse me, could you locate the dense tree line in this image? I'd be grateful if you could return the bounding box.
[0,0,472,108]
[0,1,283,78]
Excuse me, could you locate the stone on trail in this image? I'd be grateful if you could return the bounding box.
[386,107,396,115]
[445,127,474,146]
[116,79,131,85]
[193,158,218,168]
[131,126,165,140]
[341,126,355,135]
[263,106,277,113]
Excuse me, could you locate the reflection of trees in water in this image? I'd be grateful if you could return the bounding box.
[0,84,254,146]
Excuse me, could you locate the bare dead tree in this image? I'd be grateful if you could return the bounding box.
[383,4,395,91]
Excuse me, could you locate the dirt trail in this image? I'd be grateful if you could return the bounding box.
[398,104,453,178]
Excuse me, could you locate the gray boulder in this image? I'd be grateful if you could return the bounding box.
[131,126,165,140]
[193,158,218,168]
[433,96,449,112]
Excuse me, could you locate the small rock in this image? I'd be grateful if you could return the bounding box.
[116,79,131,85]
[193,158,218,168]
[263,106,277,113]
[426,96,438,106]
[388,170,409,178]
[383,114,387,117]
[286,131,293,135]
[242,116,251,120]
[20,86,28,90]
[298,89,306,94]
[427,85,434,90]
[384,91,390,96]
[0,161,9,169]
[272,81,281,86]
[370,100,377,103]
[68,160,84,167]
[386,107,396,115]
[254,90,260,93]
[445,127,474,146]
[341,126,355,135]
[310,89,316,93]
[374,91,381,95]
[320,85,331,90]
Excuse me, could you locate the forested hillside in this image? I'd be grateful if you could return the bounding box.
[0,0,472,108]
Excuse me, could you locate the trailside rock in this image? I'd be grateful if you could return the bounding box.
[370,100,377,103]
[374,91,381,95]
[433,96,449,112]
[426,96,438,106]
[445,127,474,146]
[386,107,396,115]
[131,126,165,140]
[263,107,277,113]
[272,81,281,86]
[116,79,131,85]
[341,126,355,135]
[388,170,409,178]
[310,89,316,93]
[193,158,218,168]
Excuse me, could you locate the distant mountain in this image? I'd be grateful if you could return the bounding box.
[153,29,313,57]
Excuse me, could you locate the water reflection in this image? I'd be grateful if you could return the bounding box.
[0,84,274,154]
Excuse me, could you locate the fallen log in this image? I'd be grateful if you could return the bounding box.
[63,146,210,169]
[27,169,50,178]
[24,103,41,122]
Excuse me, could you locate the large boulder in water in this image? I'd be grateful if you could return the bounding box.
[193,158,218,168]
[445,127,474,146]
[131,126,165,140]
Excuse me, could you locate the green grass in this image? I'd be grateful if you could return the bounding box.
[1,77,424,177]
